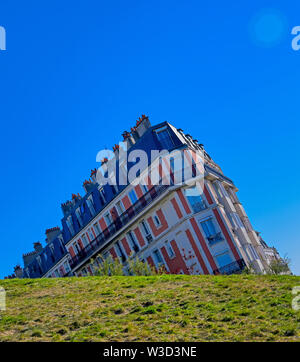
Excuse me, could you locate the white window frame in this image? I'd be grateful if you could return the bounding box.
[93,222,101,236]
[75,208,83,227]
[127,231,140,253]
[87,196,96,216]
[81,234,89,247]
[153,249,164,266]
[165,241,175,259]
[116,200,125,215]
[153,214,161,227]
[66,216,75,236]
[104,212,112,226]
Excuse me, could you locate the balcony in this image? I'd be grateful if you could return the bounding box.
[69,184,169,270]
[191,200,207,213]
[146,234,153,243]
[207,232,223,245]
[213,259,246,275]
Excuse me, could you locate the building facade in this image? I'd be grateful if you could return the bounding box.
[7,116,284,278]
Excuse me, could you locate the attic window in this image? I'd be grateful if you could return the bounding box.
[155,126,174,150]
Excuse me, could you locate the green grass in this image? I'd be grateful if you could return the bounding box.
[0,275,300,341]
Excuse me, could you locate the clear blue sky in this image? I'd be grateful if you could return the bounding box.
[0,1,299,278]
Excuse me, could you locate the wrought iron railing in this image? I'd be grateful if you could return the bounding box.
[213,259,246,275]
[191,200,207,213]
[207,232,223,245]
[69,184,169,270]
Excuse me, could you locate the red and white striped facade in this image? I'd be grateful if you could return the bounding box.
[52,128,273,277]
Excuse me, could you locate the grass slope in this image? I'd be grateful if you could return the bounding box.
[1,275,300,342]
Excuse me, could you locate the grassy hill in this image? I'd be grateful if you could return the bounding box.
[0,275,300,342]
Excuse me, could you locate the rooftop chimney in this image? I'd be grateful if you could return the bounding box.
[14,265,23,278]
[122,131,135,149]
[135,115,151,138]
[61,200,73,216]
[45,227,61,243]
[90,168,98,182]
[33,242,43,253]
[82,179,95,193]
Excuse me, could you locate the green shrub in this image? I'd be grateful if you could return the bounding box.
[94,254,166,276]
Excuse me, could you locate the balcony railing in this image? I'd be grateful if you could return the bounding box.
[146,234,153,243]
[69,184,169,270]
[213,259,246,275]
[207,232,223,245]
[191,200,207,213]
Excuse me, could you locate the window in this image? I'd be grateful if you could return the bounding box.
[49,244,55,262]
[165,241,175,258]
[216,252,232,268]
[58,239,65,254]
[73,242,81,254]
[141,184,148,194]
[153,214,161,227]
[200,218,223,245]
[104,212,112,226]
[184,185,206,213]
[116,200,125,215]
[153,249,163,265]
[218,182,229,197]
[75,208,83,228]
[213,181,229,199]
[54,269,60,278]
[231,212,244,229]
[140,220,153,243]
[81,234,89,247]
[129,189,138,204]
[93,223,101,236]
[127,231,140,253]
[120,163,128,184]
[248,244,259,260]
[87,229,94,241]
[86,196,96,216]
[102,251,109,260]
[66,216,75,236]
[115,241,126,262]
[111,184,118,195]
[99,188,106,205]
[36,256,42,267]
[63,261,71,273]
[155,126,174,150]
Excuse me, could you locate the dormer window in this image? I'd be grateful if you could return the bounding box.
[75,208,83,228]
[86,196,96,216]
[111,184,118,195]
[66,216,75,236]
[155,126,174,150]
[99,187,106,205]
[36,256,42,267]
[49,244,55,263]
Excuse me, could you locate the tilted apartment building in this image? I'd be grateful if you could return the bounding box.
[9,116,283,279]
